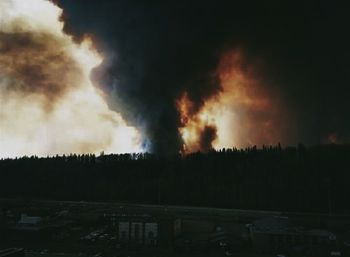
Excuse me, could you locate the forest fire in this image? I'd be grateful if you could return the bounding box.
[177,92,218,153]
[177,50,286,154]
[0,0,142,158]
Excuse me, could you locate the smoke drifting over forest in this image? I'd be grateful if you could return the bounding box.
[0,0,141,158]
[1,0,349,157]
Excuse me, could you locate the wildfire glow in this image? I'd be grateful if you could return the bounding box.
[0,0,142,158]
[177,50,285,153]
[177,92,219,153]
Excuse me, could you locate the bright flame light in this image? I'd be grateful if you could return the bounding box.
[0,0,142,158]
[177,50,285,153]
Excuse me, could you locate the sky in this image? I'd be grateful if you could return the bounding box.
[1,0,349,156]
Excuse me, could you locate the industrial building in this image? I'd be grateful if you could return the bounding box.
[105,213,181,247]
[248,216,338,254]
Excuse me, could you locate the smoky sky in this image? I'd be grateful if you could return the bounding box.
[0,31,81,105]
[57,0,350,153]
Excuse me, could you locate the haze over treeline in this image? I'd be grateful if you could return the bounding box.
[1,144,349,213]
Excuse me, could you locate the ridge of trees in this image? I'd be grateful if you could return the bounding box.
[0,144,349,213]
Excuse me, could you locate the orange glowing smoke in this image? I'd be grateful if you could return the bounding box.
[177,92,218,153]
[0,0,142,158]
[177,50,287,153]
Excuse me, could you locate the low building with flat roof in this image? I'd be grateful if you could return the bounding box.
[103,213,181,248]
[249,216,338,255]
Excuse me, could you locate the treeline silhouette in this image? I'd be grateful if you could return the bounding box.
[0,144,349,213]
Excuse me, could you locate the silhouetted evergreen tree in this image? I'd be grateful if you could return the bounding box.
[0,144,349,213]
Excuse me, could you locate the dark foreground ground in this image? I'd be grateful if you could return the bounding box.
[1,199,350,257]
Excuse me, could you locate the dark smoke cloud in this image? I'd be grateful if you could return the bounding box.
[58,0,350,153]
[0,31,81,108]
[199,126,217,153]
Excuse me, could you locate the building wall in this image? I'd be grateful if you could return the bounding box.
[144,222,158,245]
[118,221,129,243]
[158,216,179,247]
[117,220,159,246]
[114,215,179,248]
[130,222,143,244]
[252,231,337,253]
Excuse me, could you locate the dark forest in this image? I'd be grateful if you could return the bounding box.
[1,144,349,214]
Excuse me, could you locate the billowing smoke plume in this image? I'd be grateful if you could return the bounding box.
[2,1,349,156]
[57,1,232,154]
[0,0,141,158]
[58,1,292,154]
[57,1,350,154]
